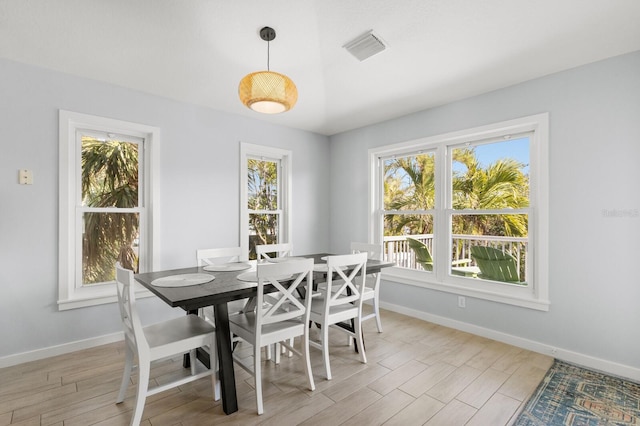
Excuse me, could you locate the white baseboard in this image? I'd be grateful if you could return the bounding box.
[380,301,640,383]
[0,332,124,369]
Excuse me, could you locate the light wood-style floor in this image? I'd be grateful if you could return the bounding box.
[0,308,553,425]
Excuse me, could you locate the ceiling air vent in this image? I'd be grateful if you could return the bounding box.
[343,30,387,61]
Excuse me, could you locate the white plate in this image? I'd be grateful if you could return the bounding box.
[265,256,305,263]
[203,262,251,272]
[151,273,215,287]
[236,271,258,282]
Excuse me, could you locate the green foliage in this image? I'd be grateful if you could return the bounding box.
[384,153,435,234]
[384,147,529,237]
[247,159,279,258]
[81,138,139,283]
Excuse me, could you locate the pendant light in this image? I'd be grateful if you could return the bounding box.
[238,27,298,114]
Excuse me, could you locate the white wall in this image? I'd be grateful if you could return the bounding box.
[329,51,640,378]
[0,58,330,362]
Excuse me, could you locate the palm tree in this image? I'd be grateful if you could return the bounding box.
[247,159,278,258]
[384,153,435,235]
[452,148,529,237]
[384,148,529,237]
[81,137,139,283]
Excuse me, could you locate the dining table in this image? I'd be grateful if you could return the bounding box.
[134,252,394,415]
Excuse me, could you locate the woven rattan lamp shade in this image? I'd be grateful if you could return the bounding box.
[238,70,298,114]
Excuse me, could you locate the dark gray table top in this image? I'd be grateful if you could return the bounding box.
[135,253,394,311]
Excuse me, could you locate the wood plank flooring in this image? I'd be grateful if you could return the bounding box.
[0,308,553,425]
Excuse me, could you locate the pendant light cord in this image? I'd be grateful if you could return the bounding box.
[267,39,270,71]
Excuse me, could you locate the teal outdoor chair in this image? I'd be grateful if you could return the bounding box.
[407,238,433,271]
[470,245,522,283]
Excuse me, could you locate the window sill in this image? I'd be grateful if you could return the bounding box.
[381,267,550,311]
[58,286,154,311]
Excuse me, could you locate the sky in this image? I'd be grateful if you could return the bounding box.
[454,136,530,174]
[472,136,529,167]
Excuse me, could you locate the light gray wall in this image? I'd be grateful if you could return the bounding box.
[0,58,330,359]
[329,51,640,373]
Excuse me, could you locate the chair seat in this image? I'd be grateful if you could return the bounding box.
[310,298,359,320]
[361,286,375,301]
[229,312,306,342]
[144,315,215,356]
[318,278,374,297]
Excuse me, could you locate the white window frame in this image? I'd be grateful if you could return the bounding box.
[369,113,549,311]
[58,110,160,310]
[240,143,292,260]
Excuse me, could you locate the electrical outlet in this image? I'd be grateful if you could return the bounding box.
[458,296,466,308]
[19,169,33,185]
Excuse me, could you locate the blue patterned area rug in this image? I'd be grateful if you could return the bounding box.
[515,360,640,425]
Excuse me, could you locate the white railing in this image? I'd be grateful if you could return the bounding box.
[383,234,528,274]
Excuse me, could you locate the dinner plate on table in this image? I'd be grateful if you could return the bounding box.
[151,273,215,287]
[203,262,251,272]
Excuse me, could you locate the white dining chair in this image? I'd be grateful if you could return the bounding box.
[255,242,295,360]
[229,258,315,414]
[196,247,249,323]
[308,252,368,380]
[197,246,244,265]
[351,242,384,333]
[256,242,292,260]
[114,264,219,426]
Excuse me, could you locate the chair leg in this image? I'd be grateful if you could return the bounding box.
[131,360,150,426]
[116,345,134,403]
[303,329,315,391]
[373,296,383,333]
[210,335,220,401]
[266,344,272,360]
[254,344,264,415]
[189,349,197,376]
[355,319,367,364]
[274,343,281,365]
[321,324,332,380]
[287,338,294,357]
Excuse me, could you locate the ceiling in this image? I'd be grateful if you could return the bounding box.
[2,0,640,136]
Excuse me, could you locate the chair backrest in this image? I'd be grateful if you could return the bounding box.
[255,258,314,330]
[470,245,520,282]
[351,242,383,261]
[406,238,433,271]
[196,247,243,265]
[256,243,292,260]
[319,252,368,312]
[115,263,148,353]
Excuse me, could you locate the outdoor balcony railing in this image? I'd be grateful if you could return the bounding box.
[383,234,528,277]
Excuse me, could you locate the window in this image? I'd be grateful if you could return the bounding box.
[240,143,292,260]
[370,114,549,310]
[59,111,159,310]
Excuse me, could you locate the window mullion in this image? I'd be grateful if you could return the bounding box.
[434,144,448,281]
